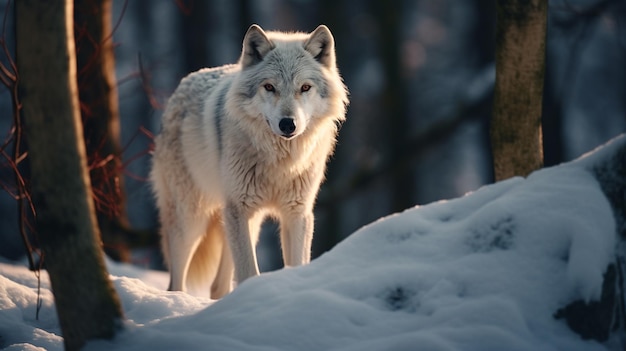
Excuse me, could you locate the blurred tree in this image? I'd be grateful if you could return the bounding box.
[179,0,210,72]
[313,0,347,257]
[15,1,124,349]
[490,0,547,181]
[238,0,253,30]
[0,0,36,268]
[74,0,133,262]
[370,0,414,212]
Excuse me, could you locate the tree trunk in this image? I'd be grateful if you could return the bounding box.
[314,0,348,257]
[180,0,210,72]
[490,0,547,181]
[15,1,124,350]
[74,0,132,262]
[371,0,414,212]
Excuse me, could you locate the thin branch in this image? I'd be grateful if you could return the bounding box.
[103,0,128,43]
[120,126,154,182]
[0,0,38,271]
[138,52,165,110]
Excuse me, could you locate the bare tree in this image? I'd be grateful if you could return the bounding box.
[74,0,133,262]
[15,1,124,349]
[370,0,414,212]
[179,0,210,72]
[490,0,547,181]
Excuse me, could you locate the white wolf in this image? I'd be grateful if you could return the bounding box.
[151,24,348,298]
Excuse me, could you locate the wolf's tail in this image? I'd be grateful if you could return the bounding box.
[186,215,233,299]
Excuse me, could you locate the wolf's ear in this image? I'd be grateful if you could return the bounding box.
[241,24,274,68]
[304,25,336,69]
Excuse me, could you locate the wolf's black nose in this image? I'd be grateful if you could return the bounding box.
[279,118,296,135]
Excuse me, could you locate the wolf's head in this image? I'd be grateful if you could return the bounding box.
[230,24,348,140]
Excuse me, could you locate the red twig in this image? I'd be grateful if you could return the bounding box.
[175,0,194,16]
[121,126,154,182]
[0,0,39,275]
[138,53,166,110]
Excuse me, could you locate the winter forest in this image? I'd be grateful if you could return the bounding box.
[1,0,626,350]
[1,0,624,270]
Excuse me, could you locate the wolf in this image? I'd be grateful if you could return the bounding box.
[151,24,349,298]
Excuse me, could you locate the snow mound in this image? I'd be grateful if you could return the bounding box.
[1,138,621,351]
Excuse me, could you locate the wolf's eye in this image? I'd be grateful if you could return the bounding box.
[301,84,311,93]
[264,84,275,92]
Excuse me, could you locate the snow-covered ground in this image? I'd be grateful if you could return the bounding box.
[0,137,623,351]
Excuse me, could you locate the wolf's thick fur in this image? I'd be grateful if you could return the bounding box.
[151,24,348,298]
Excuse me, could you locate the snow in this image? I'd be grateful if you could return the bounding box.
[1,137,623,351]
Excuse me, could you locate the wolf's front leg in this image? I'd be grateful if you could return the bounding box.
[223,201,261,284]
[280,211,314,267]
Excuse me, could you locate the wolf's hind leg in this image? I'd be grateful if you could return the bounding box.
[158,199,189,291]
[166,215,208,292]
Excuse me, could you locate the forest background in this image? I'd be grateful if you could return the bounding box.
[0,0,624,273]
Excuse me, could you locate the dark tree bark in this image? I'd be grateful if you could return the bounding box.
[238,0,253,31]
[74,0,133,262]
[15,1,124,350]
[180,0,211,72]
[490,0,547,181]
[370,0,414,212]
[74,0,134,262]
[314,0,348,258]
[541,74,564,167]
